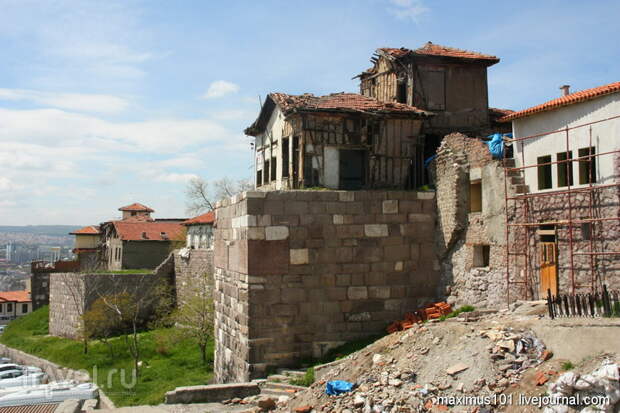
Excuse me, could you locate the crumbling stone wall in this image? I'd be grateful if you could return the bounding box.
[174,249,214,305]
[434,133,522,309]
[213,189,439,383]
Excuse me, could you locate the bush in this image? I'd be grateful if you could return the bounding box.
[290,368,315,387]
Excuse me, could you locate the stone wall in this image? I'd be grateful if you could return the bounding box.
[213,189,439,383]
[174,249,214,305]
[49,256,174,339]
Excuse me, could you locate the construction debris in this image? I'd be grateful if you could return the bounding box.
[387,302,452,333]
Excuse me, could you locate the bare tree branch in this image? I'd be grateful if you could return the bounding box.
[185,176,252,216]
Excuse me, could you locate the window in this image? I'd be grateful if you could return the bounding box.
[271,156,277,182]
[473,245,490,267]
[6,303,12,313]
[282,138,290,178]
[397,80,407,104]
[256,170,262,187]
[578,147,596,184]
[420,69,445,110]
[339,150,366,189]
[539,224,556,243]
[469,180,482,212]
[581,222,592,240]
[21,304,27,314]
[131,211,137,216]
[263,159,270,184]
[557,151,573,187]
[537,155,552,189]
[0,304,3,313]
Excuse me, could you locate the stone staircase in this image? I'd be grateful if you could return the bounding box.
[256,368,309,398]
[504,158,529,194]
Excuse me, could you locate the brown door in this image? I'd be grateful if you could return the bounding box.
[539,242,558,297]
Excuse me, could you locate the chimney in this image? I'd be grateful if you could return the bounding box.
[560,85,570,96]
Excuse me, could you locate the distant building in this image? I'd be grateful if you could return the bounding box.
[0,290,32,324]
[69,225,101,271]
[182,211,215,249]
[69,203,187,271]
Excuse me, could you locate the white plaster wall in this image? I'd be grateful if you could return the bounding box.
[255,106,286,190]
[324,147,339,188]
[512,93,619,192]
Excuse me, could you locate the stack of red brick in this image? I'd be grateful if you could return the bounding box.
[386,302,452,333]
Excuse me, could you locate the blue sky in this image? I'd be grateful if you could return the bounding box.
[1,0,618,225]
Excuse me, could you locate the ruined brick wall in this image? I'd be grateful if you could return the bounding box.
[434,133,523,309]
[174,249,214,306]
[213,189,439,383]
[30,271,50,310]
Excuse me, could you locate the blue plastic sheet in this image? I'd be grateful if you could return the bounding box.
[325,380,354,395]
[424,154,437,168]
[486,133,512,159]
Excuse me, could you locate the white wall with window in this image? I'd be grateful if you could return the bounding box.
[512,93,619,193]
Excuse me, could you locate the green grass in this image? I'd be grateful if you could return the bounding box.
[289,367,315,387]
[0,306,213,406]
[439,305,476,321]
[561,361,575,370]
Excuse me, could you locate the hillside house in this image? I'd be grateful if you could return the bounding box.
[69,203,186,271]
[245,92,433,190]
[499,81,620,297]
[182,211,215,249]
[0,290,31,325]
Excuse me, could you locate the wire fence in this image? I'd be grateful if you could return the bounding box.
[546,285,620,319]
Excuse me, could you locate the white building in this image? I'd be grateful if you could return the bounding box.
[502,82,619,193]
[0,291,32,325]
[182,211,215,249]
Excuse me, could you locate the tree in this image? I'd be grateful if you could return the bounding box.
[82,295,125,358]
[94,273,170,376]
[185,177,253,215]
[172,272,214,365]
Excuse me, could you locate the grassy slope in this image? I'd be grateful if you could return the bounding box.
[0,306,214,406]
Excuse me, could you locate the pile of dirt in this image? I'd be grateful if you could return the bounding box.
[278,313,552,413]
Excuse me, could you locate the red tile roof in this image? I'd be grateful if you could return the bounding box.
[182,211,215,226]
[112,221,185,241]
[69,225,100,235]
[378,42,499,64]
[0,290,31,303]
[269,92,432,116]
[499,81,620,122]
[0,404,59,413]
[118,202,154,212]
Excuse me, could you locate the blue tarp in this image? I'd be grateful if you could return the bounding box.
[486,133,512,159]
[325,380,354,395]
[424,154,437,168]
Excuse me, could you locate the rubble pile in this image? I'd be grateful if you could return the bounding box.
[543,359,620,413]
[387,302,453,333]
[278,320,551,412]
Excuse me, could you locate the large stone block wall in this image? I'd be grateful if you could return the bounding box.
[174,249,214,305]
[213,189,439,383]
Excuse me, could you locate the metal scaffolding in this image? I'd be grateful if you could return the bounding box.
[503,114,620,304]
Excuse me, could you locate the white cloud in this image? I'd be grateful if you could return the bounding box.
[388,0,429,22]
[0,108,241,153]
[202,81,240,99]
[0,89,129,114]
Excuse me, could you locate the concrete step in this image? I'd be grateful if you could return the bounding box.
[262,382,308,392]
[266,374,292,383]
[277,369,306,378]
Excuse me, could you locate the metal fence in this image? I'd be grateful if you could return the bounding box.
[546,285,620,319]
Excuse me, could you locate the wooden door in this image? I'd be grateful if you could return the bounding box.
[539,242,558,297]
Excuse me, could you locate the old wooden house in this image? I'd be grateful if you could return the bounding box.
[245,92,432,190]
[356,42,508,146]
